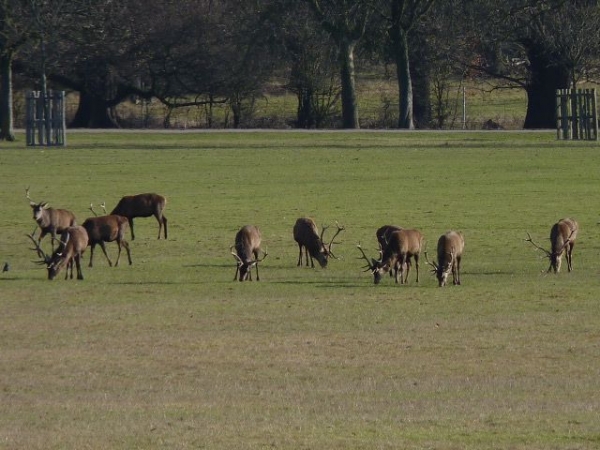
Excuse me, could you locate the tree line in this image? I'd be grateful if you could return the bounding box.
[1,0,599,139]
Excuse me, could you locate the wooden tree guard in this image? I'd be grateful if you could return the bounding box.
[556,88,598,140]
[26,90,67,146]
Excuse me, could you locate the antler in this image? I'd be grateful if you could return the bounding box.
[26,233,49,263]
[327,221,345,259]
[423,250,438,273]
[356,243,376,272]
[524,232,551,257]
[100,201,107,214]
[89,203,99,217]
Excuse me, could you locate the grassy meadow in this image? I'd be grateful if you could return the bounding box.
[1,130,600,449]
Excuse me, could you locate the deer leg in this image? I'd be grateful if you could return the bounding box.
[122,239,132,265]
[75,254,84,280]
[233,265,239,281]
[162,216,168,239]
[297,244,303,266]
[414,255,420,283]
[455,257,461,285]
[567,243,575,271]
[98,242,113,267]
[89,244,96,267]
[128,218,135,241]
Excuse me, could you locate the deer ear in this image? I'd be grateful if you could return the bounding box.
[41,202,49,209]
[30,201,36,207]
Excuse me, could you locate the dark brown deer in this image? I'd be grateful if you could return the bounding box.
[358,228,423,284]
[525,218,578,273]
[231,225,267,281]
[110,193,167,240]
[424,231,465,286]
[27,225,89,280]
[376,224,403,277]
[82,211,132,267]
[26,187,77,254]
[293,218,344,268]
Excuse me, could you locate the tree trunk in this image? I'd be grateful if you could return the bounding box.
[339,40,359,129]
[70,91,119,128]
[393,27,415,129]
[523,45,570,129]
[0,50,15,141]
[411,52,432,128]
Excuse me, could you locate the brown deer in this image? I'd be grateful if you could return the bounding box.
[424,231,465,286]
[82,209,132,267]
[358,228,423,284]
[525,218,578,273]
[26,187,77,254]
[27,225,89,280]
[376,224,403,277]
[293,218,345,268]
[110,193,167,240]
[231,225,268,281]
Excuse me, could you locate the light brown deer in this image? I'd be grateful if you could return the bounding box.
[358,228,423,284]
[110,193,167,240]
[424,231,465,286]
[293,218,344,268]
[82,210,132,267]
[525,218,578,273]
[26,187,77,254]
[231,225,267,281]
[27,225,89,280]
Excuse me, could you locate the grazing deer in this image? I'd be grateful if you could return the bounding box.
[110,193,167,240]
[376,224,403,277]
[82,210,132,267]
[424,231,465,287]
[231,225,267,281]
[27,225,89,280]
[293,218,345,268]
[358,228,423,284]
[525,218,578,273]
[26,187,77,253]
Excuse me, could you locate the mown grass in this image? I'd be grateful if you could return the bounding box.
[1,130,600,449]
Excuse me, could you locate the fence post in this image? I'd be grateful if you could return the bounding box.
[556,88,598,141]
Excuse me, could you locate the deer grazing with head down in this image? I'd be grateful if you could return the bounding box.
[110,193,167,240]
[27,225,89,280]
[293,218,345,268]
[424,231,464,287]
[231,225,268,281]
[525,218,578,273]
[82,205,132,267]
[376,224,403,277]
[26,187,77,254]
[358,228,423,284]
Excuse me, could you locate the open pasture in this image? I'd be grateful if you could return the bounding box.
[1,130,599,449]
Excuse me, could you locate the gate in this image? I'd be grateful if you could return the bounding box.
[556,88,598,140]
[26,90,67,146]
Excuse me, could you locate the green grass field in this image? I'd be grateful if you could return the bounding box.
[1,130,600,449]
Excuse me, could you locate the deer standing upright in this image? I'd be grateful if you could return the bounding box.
[82,210,132,267]
[26,187,77,253]
[293,218,344,268]
[110,193,167,240]
[231,225,267,281]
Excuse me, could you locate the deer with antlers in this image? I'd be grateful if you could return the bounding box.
[376,224,403,277]
[424,231,464,287]
[293,218,345,268]
[26,187,77,254]
[358,228,423,284]
[82,204,132,267]
[525,218,578,273]
[231,225,268,281]
[110,193,167,240]
[27,226,89,280]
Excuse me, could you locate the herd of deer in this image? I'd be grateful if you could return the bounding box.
[26,188,168,280]
[24,187,579,286]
